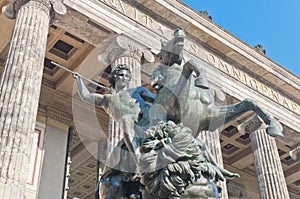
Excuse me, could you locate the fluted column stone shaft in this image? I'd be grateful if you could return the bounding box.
[250,129,290,199]
[0,0,50,198]
[100,37,143,199]
[108,52,141,151]
[111,51,141,89]
[198,130,229,199]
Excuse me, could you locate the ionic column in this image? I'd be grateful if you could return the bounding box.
[110,51,142,89]
[0,0,51,198]
[104,35,143,151]
[109,51,142,151]
[238,115,290,199]
[251,130,290,199]
[198,130,229,199]
[99,35,146,199]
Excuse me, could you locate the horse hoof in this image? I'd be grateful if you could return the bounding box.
[266,121,283,137]
[195,77,209,89]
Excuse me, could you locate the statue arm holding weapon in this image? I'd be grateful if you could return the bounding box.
[51,61,140,159]
[50,60,112,108]
[70,64,141,198]
[72,72,111,109]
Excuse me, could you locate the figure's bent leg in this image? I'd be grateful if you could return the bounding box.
[213,99,283,137]
[168,59,212,113]
[194,68,209,89]
[181,60,212,104]
[183,59,209,89]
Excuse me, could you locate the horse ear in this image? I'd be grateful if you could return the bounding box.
[160,39,165,48]
[161,41,169,54]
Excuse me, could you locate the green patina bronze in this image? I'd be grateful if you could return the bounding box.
[74,29,283,199]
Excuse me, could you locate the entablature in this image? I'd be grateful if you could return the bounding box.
[60,0,300,133]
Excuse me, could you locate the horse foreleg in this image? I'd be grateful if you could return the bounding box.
[183,59,209,89]
[213,98,283,137]
[168,60,211,111]
[164,62,195,121]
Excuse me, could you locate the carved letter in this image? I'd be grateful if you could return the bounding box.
[118,0,129,14]
[219,60,231,75]
[291,102,298,112]
[282,98,290,109]
[133,8,138,20]
[249,78,259,91]
[261,84,269,95]
[242,73,248,84]
[157,25,165,36]
[232,67,242,81]
[190,43,197,55]
[206,53,216,65]
[142,14,153,27]
[271,90,280,103]
[110,0,117,8]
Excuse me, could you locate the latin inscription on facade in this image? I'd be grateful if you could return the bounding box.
[205,52,299,114]
[98,0,174,37]
[98,0,299,115]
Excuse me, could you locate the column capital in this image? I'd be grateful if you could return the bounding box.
[2,0,51,19]
[237,114,267,135]
[227,181,247,198]
[98,34,154,68]
[289,145,300,161]
[50,0,67,16]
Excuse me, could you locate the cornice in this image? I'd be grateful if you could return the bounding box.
[170,0,300,81]
[38,104,72,125]
[53,0,300,133]
[134,0,300,98]
[63,0,300,105]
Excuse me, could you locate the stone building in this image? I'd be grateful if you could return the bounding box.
[0,0,299,198]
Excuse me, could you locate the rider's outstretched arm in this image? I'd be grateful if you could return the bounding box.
[73,73,108,107]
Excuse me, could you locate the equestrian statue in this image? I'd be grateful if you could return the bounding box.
[72,29,283,199]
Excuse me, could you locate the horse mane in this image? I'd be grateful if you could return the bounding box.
[139,121,218,198]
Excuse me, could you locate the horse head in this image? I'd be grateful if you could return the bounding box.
[150,64,169,92]
[160,29,186,66]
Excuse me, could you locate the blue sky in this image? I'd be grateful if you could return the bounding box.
[181,0,300,77]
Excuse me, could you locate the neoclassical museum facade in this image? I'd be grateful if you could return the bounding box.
[0,0,300,198]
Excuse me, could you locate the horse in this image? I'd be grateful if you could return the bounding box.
[135,29,283,198]
[151,29,283,138]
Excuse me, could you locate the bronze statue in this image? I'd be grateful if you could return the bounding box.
[73,29,283,199]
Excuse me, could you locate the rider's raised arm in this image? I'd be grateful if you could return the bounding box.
[73,72,109,107]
